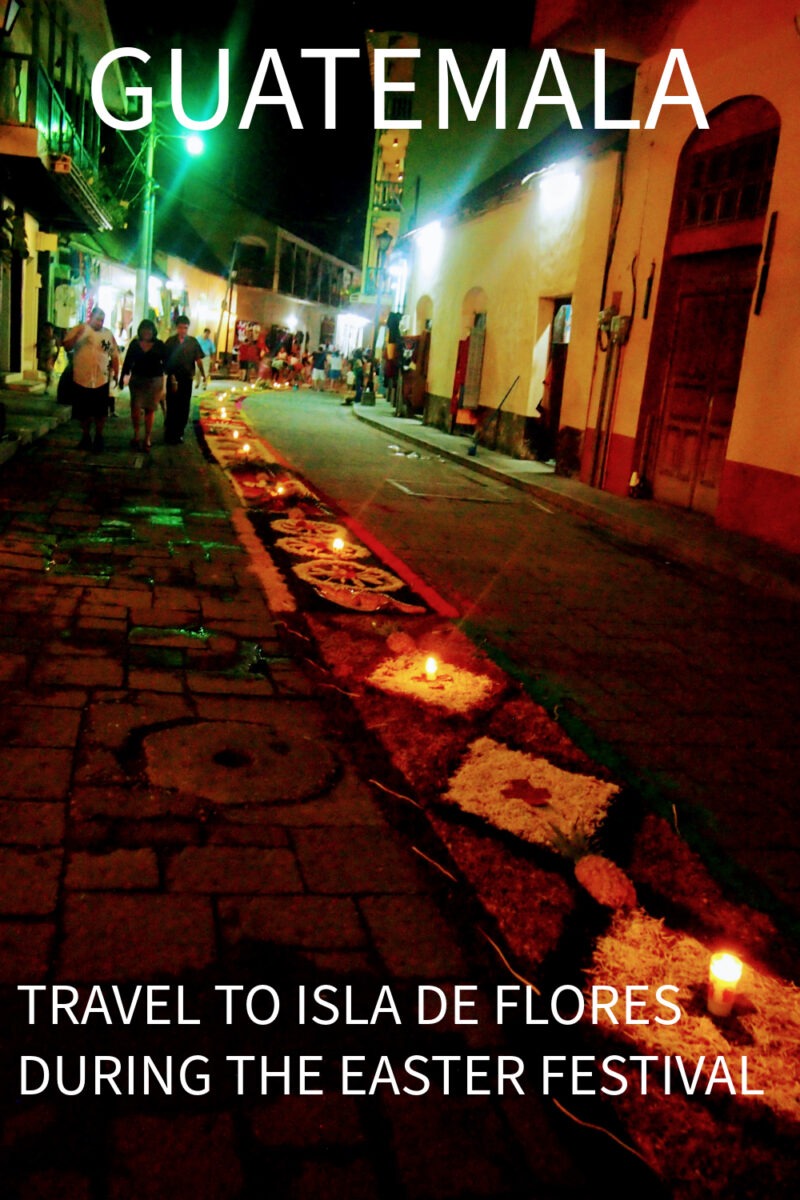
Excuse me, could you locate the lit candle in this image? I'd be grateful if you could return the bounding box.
[425,656,438,682]
[232,430,239,439]
[276,484,285,495]
[332,537,345,553]
[708,952,743,1017]
[220,408,227,418]
[242,443,251,454]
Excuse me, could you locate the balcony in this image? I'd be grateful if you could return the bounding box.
[0,50,111,230]
[372,180,404,212]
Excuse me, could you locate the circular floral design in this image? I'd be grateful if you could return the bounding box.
[293,558,405,592]
[275,535,369,561]
[272,518,347,539]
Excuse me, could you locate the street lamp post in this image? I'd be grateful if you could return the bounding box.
[361,228,393,407]
[134,122,157,328]
[133,118,203,328]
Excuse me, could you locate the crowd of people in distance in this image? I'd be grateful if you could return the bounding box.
[235,331,371,402]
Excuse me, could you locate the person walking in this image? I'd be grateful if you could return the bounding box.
[36,323,59,394]
[196,327,215,389]
[162,315,205,444]
[62,307,120,452]
[121,318,166,452]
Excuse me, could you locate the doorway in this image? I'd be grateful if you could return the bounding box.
[637,96,779,515]
[652,250,758,513]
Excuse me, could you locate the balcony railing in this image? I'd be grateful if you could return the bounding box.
[372,180,404,211]
[0,50,100,180]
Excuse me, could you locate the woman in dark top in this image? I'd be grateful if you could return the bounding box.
[121,318,166,452]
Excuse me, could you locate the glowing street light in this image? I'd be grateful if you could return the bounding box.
[134,118,205,325]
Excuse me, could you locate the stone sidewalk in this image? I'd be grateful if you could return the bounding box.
[0,415,660,1197]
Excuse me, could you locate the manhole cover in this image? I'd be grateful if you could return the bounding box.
[143,719,336,805]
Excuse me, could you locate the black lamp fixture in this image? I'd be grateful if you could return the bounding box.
[375,227,393,266]
[2,0,22,37]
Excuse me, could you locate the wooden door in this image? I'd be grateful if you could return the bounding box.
[653,250,758,514]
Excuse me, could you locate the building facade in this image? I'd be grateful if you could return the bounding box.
[0,0,122,376]
[374,6,799,554]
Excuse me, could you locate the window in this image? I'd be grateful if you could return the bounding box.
[680,129,778,230]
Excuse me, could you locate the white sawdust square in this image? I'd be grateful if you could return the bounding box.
[444,736,617,844]
[367,654,498,713]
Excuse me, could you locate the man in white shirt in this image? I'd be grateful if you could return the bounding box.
[62,307,120,452]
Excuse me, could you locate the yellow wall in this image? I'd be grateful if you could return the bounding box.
[22,211,40,376]
[406,152,620,423]
[165,256,228,338]
[602,0,800,480]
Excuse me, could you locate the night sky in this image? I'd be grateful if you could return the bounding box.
[103,2,536,263]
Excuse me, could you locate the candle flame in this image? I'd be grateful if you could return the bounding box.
[425,656,438,680]
[710,952,743,984]
[332,537,345,552]
[232,429,239,439]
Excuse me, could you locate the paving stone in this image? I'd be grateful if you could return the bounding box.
[84,587,151,607]
[1,1103,57,1148]
[294,828,429,895]
[143,716,336,805]
[72,748,128,786]
[71,786,200,821]
[167,848,303,894]
[0,749,73,800]
[31,656,124,688]
[287,1160,379,1200]
[299,950,377,976]
[110,1114,242,1200]
[129,606,200,628]
[358,896,471,977]
[201,597,269,622]
[198,619,279,639]
[206,823,288,846]
[0,547,46,570]
[152,586,202,612]
[383,1092,524,1199]
[17,1170,91,1200]
[45,641,111,659]
[0,704,81,747]
[0,802,65,845]
[0,922,54,982]
[3,688,88,709]
[79,602,130,619]
[65,849,160,890]
[219,896,366,949]
[58,894,216,980]
[0,849,62,914]
[248,1094,365,1146]
[83,694,193,750]
[191,697,289,725]
[116,819,202,847]
[270,665,318,696]
[127,668,185,692]
[0,653,28,684]
[76,617,128,633]
[183,673,275,696]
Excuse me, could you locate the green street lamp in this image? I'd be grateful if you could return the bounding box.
[134,119,204,326]
[361,228,393,407]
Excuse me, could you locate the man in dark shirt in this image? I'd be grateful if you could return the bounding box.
[162,315,205,444]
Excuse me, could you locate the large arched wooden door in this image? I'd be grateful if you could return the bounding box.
[638,97,780,515]
[654,248,759,513]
